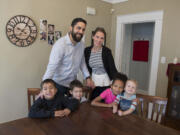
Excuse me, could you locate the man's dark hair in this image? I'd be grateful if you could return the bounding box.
[40,79,56,89]
[69,80,83,91]
[71,18,87,27]
[112,72,128,86]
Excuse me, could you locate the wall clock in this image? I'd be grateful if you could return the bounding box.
[6,15,37,47]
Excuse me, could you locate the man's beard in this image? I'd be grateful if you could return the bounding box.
[71,29,83,42]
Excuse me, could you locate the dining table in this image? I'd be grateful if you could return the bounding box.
[0,102,179,135]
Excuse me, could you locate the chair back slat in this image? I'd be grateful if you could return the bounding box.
[140,100,144,116]
[33,96,35,103]
[83,86,93,101]
[155,104,161,122]
[27,88,41,111]
[151,103,155,121]
[145,102,149,118]
[136,93,167,124]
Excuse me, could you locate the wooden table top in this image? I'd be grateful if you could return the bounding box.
[0,102,179,135]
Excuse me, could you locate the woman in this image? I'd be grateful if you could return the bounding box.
[84,27,118,99]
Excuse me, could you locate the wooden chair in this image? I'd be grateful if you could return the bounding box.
[136,93,168,124]
[83,86,93,100]
[27,88,41,111]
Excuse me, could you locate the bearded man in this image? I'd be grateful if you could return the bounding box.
[43,18,94,95]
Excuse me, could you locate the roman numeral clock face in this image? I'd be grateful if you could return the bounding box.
[6,15,37,47]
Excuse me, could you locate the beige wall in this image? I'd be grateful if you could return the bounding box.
[110,0,180,97]
[0,0,112,123]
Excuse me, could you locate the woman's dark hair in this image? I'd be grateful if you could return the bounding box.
[71,18,87,27]
[40,79,56,89]
[69,80,83,91]
[112,72,128,87]
[91,27,106,46]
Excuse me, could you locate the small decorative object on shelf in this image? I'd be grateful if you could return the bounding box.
[173,57,178,64]
[6,15,37,47]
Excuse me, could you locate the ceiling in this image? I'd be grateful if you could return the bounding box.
[101,0,128,4]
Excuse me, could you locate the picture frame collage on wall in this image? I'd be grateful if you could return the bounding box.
[40,19,62,45]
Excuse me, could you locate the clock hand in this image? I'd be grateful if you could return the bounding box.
[23,21,30,30]
[21,28,28,35]
[21,25,28,33]
[17,27,22,31]
[21,29,25,32]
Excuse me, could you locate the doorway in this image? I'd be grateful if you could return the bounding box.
[122,22,155,94]
[115,11,163,95]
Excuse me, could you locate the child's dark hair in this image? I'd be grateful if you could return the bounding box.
[71,18,87,27]
[112,72,128,86]
[69,80,83,91]
[40,79,56,89]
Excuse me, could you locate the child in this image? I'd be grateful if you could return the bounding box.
[91,73,128,108]
[113,79,137,116]
[29,79,79,118]
[69,79,87,103]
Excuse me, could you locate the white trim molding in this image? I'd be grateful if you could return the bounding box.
[102,0,128,4]
[115,11,164,96]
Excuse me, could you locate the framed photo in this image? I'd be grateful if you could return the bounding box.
[40,19,47,40]
[48,24,54,34]
[55,31,62,40]
[48,33,54,45]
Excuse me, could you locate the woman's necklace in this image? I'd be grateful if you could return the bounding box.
[92,46,102,53]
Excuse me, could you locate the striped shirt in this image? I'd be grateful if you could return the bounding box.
[89,48,106,75]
